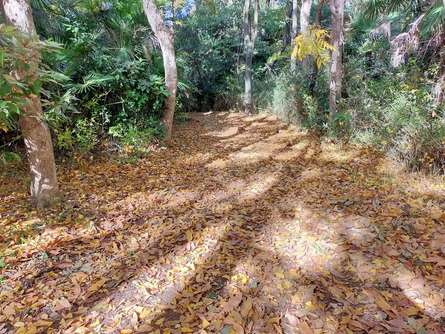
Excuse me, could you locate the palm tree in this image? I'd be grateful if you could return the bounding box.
[361,0,445,104]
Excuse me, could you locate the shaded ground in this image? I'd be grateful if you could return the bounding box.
[1,112,445,334]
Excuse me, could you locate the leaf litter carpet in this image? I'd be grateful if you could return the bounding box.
[1,112,445,334]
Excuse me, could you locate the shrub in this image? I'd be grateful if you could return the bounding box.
[73,119,99,153]
[108,117,164,154]
[344,62,445,173]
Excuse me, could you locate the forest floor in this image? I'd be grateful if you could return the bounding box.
[1,112,445,334]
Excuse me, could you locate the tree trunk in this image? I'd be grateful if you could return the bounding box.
[315,0,325,26]
[243,0,259,114]
[171,0,175,27]
[290,0,298,72]
[142,0,177,142]
[300,0,312,34]
[309,0,325,93]
[434,50,445,107]
[283,0,293,47]
[328,0,345,121]
[2,0,59,207]
[300,0,312,70]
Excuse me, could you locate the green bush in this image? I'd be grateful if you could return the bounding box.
[108,116,164,153]
[0,151,21,165]
[344,62,445,173]
[73,119,99,153]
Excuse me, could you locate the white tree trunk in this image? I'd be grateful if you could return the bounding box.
[2,0,59,207]
[290,0,298,72]
[142,0,177,142]
[243,0,259,114]
[300,0,312,34]
[328,0,345,121]
[434,50,445,107]
[300,0,312,70]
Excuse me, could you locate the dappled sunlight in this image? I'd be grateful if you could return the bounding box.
[300,166,321,181]
[178,152,214,166]
[106,189,200,214]
[390,264,445,320]
[239,171,280,201]
[1,112,445,333]
[318,141,359,163]
[207,129,306,169]
[206,126,240,138]
[267,216,345,276]
[376,159,445,199]
[274,139,311,161]
[80,218,232,332]
[231,140,287,164]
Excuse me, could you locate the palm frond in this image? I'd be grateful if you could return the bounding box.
[362,0,413,20]
[71,73,115,93]
[421,1,445,37]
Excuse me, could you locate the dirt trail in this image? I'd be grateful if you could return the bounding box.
[1,112,445,333]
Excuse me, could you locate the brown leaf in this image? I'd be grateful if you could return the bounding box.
[299,320,313,334]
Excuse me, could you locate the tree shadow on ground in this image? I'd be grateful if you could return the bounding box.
[0,112,444,334]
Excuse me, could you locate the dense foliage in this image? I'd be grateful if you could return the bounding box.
[1,0,444,173]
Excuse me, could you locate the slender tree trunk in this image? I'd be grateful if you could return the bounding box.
[243,0,259,114]
[142,0,177,142]
[300,0,311,34]
[171,0,175,26]
[266,0,277,9]
[2,0,59,207]
[328,0,345,121]
[283,0,293,47]
[308,0,325,93]
[434,50,445,107]
[315,0,325,26]
[300,0,312,70]
[290,0,298,72]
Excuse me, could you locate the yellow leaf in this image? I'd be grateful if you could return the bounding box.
[201,317,210,329]
[88,278,107,293]
[139,307,151,320]
[274,270,285,279]
[120,329,133,334]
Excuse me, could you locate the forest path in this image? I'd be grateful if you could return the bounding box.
[1,112,445,333]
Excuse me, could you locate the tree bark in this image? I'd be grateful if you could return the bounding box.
[300,0,312,34]
[290,0,298,72]
[243,0,259,114]
[315,0,325,26]
[309,0,325,93]
[300,0,312,70]
[328,0,345,121]
[142,0,177,142]
[2,0,59,207]
[434,50,445,107]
